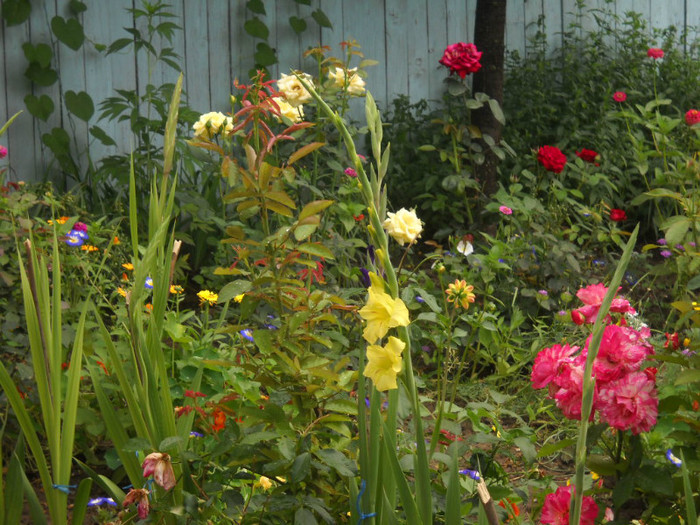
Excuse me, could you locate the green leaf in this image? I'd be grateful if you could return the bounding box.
[537,438,576,458]
[254,42,277,66]
[294,507,318,525]
[513,436,537,463]
[613,473,635,508]
[51,16,85,50]
[24,94,55,121]
[675,369,700,386]
[70,478,93,525]
[314,449,356,477]
[22,43,53,68]
[159,436,184,452]
[289,16,307,33]
[487,98,506,125]
[660,215,691,246]
[244,17,269,39]
[288,141,326,165]
[89,125,116,146]
[2,0,31,26]
[69,0,87,14]
[24,64,58,86]
[218,280,252,303]
[291,452,311,482]
[298,199,333,221]
[296,242,334,259]
[246,0,266,15]
[42,127,71,156]
[64,90,94,121]
[311,8,332,28]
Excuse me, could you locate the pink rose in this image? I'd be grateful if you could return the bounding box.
[0,146,7,159]
[613,91,627,102]
[647,47,664,59]
[685,109,700,126]
[498,205,512,215]
[439,42,482,78]
[537,145,567,173]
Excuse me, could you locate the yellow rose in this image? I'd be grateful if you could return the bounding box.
[364,336,405,391]
[271,97,304,123]
[358,272,410,343]
[383,208,422,246]
[328,67,366,96]
[193,111,232,139]
[276,72,313,107]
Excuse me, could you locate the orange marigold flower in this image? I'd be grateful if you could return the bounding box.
[81,244,99,252]
[122,262,134,271]
[113,236,120,245]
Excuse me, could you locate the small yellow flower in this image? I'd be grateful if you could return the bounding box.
[117,287,127,297]
[256,476,273,491]
[446,279,476,309]
[491,425,501,438]
[48,216,70,225]
[358,273,410,343]
[234,293,245,303]
[170,285,184,295]
[197,290,218,306]
[591,471,600,481]
[122,263,134,271]
[81,244,99,252]
[684,337,691,347]
[364,336,405,391]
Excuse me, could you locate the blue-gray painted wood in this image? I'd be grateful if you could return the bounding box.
[0,0,698,183]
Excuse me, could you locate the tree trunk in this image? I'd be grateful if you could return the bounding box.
[472,0,507,199]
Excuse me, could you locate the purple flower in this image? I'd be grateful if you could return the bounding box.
[675,244,685,251]
[593,259,606,266]
[190,431,204,438]
[265,324,278,330]
[459,468,481,481]
[415,295,425,303]
[657,238,667,245]
[72,222,88,232]
[557,310,567,317]
[498,258,506,263]
[421,345,432,354]
[359,268,371,288]
[240,329,254,342]
[65,233,85,247]
[537,289,548,296]
[69,229,89,241]
[87,497,117,507]
[367,244,375,264]
[660,250,672,258]
[690,242,696,247]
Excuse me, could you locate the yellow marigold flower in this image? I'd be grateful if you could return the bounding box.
[234,293,245,303]
[48,216,70,225]
[364,336,405,391]
[358,272,410,343]
[122,263,134,271]
[446,279,475,309]
[170,285,184,295]
[197,290,218,306]
[117,287,127,297]
[81,244,99,252]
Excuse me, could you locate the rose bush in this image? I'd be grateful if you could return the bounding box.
[438,42,482,78]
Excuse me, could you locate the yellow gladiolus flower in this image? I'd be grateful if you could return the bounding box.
[358,272,410,343]
[364,336,405,391]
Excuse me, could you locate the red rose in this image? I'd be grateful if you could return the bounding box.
[685,109,700,126]
[575,148,599,164]
[537,145,567,173]
[647,47,664,59]
[439,42,482,78]
[613,91,627,102]
[610,209,627,221]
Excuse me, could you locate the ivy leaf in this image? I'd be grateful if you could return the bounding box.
[89,126,116,146]
[294,508,318,525]
[64,91,94,121]
[51,16,85,50]
[22,43,53,68]
[244,17,269,40]
[289,16,307,34]
[2,0,31,26]
[245,0,266,15]
[24,63,58,86]
[311,9,332,28]
[24,94,55,121]
[69,0,87,15]
[254,42,277,67]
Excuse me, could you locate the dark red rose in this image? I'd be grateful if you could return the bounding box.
[439,42,482,78]
[537,145,567,173]
[610,209,627,222]
[575,148,599,164]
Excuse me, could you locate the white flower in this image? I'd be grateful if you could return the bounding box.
[328,67,366,96]
[193,111,233,139]
[277,73,313,107]
[271,97,304,123]
[383,208,422,246]
[457,239,473,256]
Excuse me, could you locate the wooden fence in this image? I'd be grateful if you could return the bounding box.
[1,0,698,183]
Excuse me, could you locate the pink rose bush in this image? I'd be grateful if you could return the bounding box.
[532,284,658,434]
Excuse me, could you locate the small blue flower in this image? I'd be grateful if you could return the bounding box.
[240,329,254,342]
[666,449,682,467]
[190,431,204,438]
[145,277,154,289]
[87,497,117,507]
[65,233,84,247]
[265,324,278,330]
[498,258,506,264]
[367,244,375,264]
[415,295,425,304]
[70,229,89,240]
[593,259,606,266]
[459,469,481,481]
